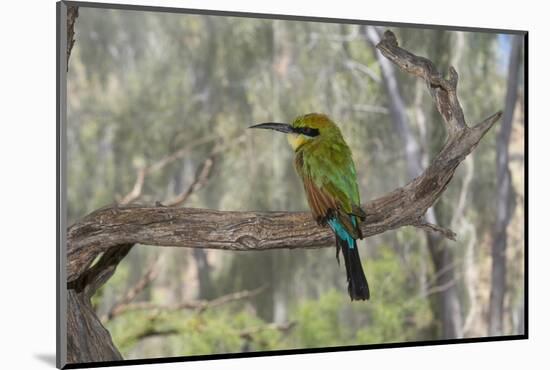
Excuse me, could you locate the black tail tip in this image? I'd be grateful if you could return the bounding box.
[349,285,370,301]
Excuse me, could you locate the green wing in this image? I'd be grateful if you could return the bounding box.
[295,140,364,221]
[306,141,361,211]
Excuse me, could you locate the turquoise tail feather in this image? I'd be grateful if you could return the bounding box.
[328,216,356,249]
[328,216,370,300]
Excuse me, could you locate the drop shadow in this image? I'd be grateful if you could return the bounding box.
[34,353,56,367]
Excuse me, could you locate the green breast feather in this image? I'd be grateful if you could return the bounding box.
[299,138,361,214]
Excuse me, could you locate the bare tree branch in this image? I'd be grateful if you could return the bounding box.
[344,59,382,83]
[164,156,215,207]
[161,135,246,207]
[107,286,266,319]
[413,220,457,241]
[102,255,162,322]
[118,134,221,205]
[133,319,296,343]
[195,285,266,312]
[118,168,146,206]
[421,276,461,298]
[375,30,501,140]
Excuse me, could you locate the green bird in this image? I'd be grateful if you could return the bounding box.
[250,113,370,300]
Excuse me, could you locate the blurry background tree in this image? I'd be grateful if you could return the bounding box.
[67,7,525,360]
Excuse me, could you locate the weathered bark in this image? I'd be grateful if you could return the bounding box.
[67,290,122,363]
[488,35,522,336]
[67,244,133,364]
[365,26,463,339]
[66,6,78,70]
[65,30,501,363]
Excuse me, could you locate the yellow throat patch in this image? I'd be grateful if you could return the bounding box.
[287,133,309,151]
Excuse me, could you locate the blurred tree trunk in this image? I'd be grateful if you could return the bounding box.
[425,233,463,337]
[516,299,525,334]
[426,31,464,339]
[193,248,215,299]
[488,35,522,336]
[365,26,464,338]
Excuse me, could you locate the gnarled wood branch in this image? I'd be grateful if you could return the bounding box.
[65,30,501,364]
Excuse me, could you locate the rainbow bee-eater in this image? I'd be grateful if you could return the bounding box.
[249,113,370,300]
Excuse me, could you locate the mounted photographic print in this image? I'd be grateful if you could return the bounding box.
[57,1,527,368]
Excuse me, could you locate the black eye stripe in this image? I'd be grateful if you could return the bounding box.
[294,127,320,137]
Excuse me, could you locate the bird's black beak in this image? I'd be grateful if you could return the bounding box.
[248,122,294,134]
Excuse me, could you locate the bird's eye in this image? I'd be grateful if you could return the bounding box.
[296,127,320,137]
